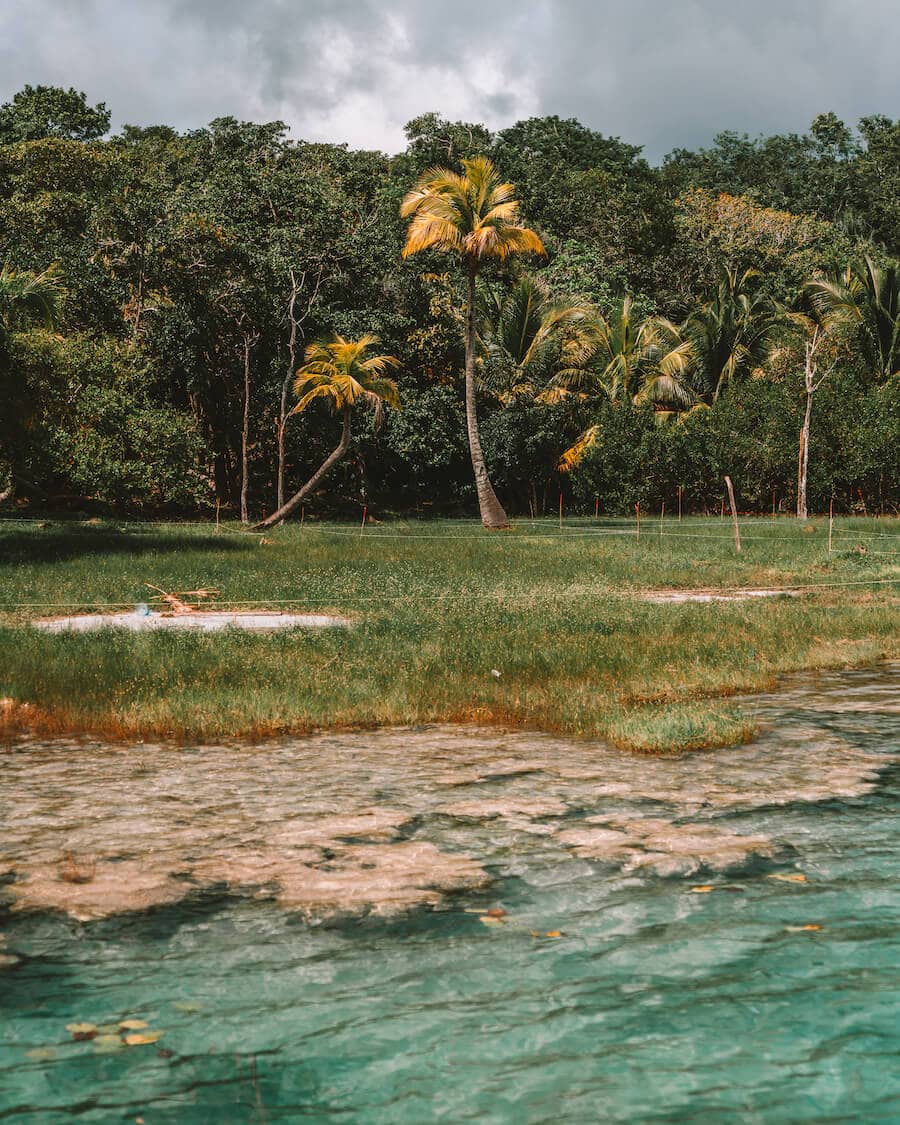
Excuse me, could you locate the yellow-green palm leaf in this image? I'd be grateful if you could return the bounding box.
[401,156,546,266]
[292,334,400,419]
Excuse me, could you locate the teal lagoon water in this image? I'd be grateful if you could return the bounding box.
[1,667,898,1123]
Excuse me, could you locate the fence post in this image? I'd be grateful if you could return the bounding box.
[559,492,563,530]
[724,476,741,553]
[828,498,834,553]
[636,501,641,542]
[659,502,665,542]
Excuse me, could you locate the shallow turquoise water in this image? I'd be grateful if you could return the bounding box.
[1,668,898,1123]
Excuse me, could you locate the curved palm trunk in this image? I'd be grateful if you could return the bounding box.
[254,408,352,530]
[465,270,509,529]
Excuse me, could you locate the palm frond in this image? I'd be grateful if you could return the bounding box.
[559,425,600,472]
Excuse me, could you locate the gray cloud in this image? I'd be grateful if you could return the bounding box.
[0,0,896,160]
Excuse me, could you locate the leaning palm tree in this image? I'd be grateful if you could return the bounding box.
[805,255,900,380]
[685,268,780,401]
[254,334,400,529]
[401,156,545,528]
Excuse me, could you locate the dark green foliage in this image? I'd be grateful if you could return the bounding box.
[0,86,897,516]
[0,85,110,143]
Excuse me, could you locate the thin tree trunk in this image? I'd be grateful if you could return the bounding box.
[464,269,509,529]
[240,332,253,524]
[277,276,300,512]
[797,336,816,520]
[797,385,812,520]
[254,408,351,529]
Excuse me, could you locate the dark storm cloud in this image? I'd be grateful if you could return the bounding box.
[1,0,896,159]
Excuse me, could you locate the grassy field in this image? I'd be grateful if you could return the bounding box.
[0,515,897,752]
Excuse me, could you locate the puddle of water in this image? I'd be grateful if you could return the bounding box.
[0,666,897,1122]
[31,611,348,632]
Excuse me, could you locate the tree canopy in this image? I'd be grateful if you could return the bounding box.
[0,86,896,517]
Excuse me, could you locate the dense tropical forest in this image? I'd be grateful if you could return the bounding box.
[0,84,897,520]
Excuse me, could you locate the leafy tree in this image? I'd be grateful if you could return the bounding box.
[806,256,900,380]
[400,156,545,527]
[0,85,110,143]
[256,334,400,528]
[0,264,61,500]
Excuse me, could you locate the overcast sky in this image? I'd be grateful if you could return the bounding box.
[1,0,896,161]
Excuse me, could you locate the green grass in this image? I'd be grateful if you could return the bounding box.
[0,515,897,752]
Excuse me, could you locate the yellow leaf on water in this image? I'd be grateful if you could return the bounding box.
[690,885,715,894]
[785,924,823,933]
[65,1022,96,1034]
[119,1019,148,1031]
[768,873,808,883]
[26,1047,55,1061]
[124,1030,164,1046]
[479,915,506,927]
[544,931,563,938]
[93,1034,125,1054]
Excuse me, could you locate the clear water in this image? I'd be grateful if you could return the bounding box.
[1,668,898,1123]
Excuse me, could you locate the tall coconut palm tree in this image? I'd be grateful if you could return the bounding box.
[400,156,545,528]
[805,256,900,380]
[255,334,400,529]
[478,274,598,402]
[685,268,780,401]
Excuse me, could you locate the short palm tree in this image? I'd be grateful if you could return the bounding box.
[255,334,400,528]
[552,298,697,471]
[479,274,598,402]
[0,263,60,344]
[546,297,696,408]
[685,268,780,401]
[805,255,900,380]
[401,156,545,528]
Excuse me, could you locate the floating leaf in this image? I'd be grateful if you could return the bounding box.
[786,923,823,933]
[544,931,563,938]
[119,1019,148,1031]
[66,1022,98,1041]
[689,885,715,894]
[124,1030,164,1046]
[484,908,507,919]
[479,915,505,927]
[26,1047,55,1061]
[768,873,808,883]
[93,1034,125,1054]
